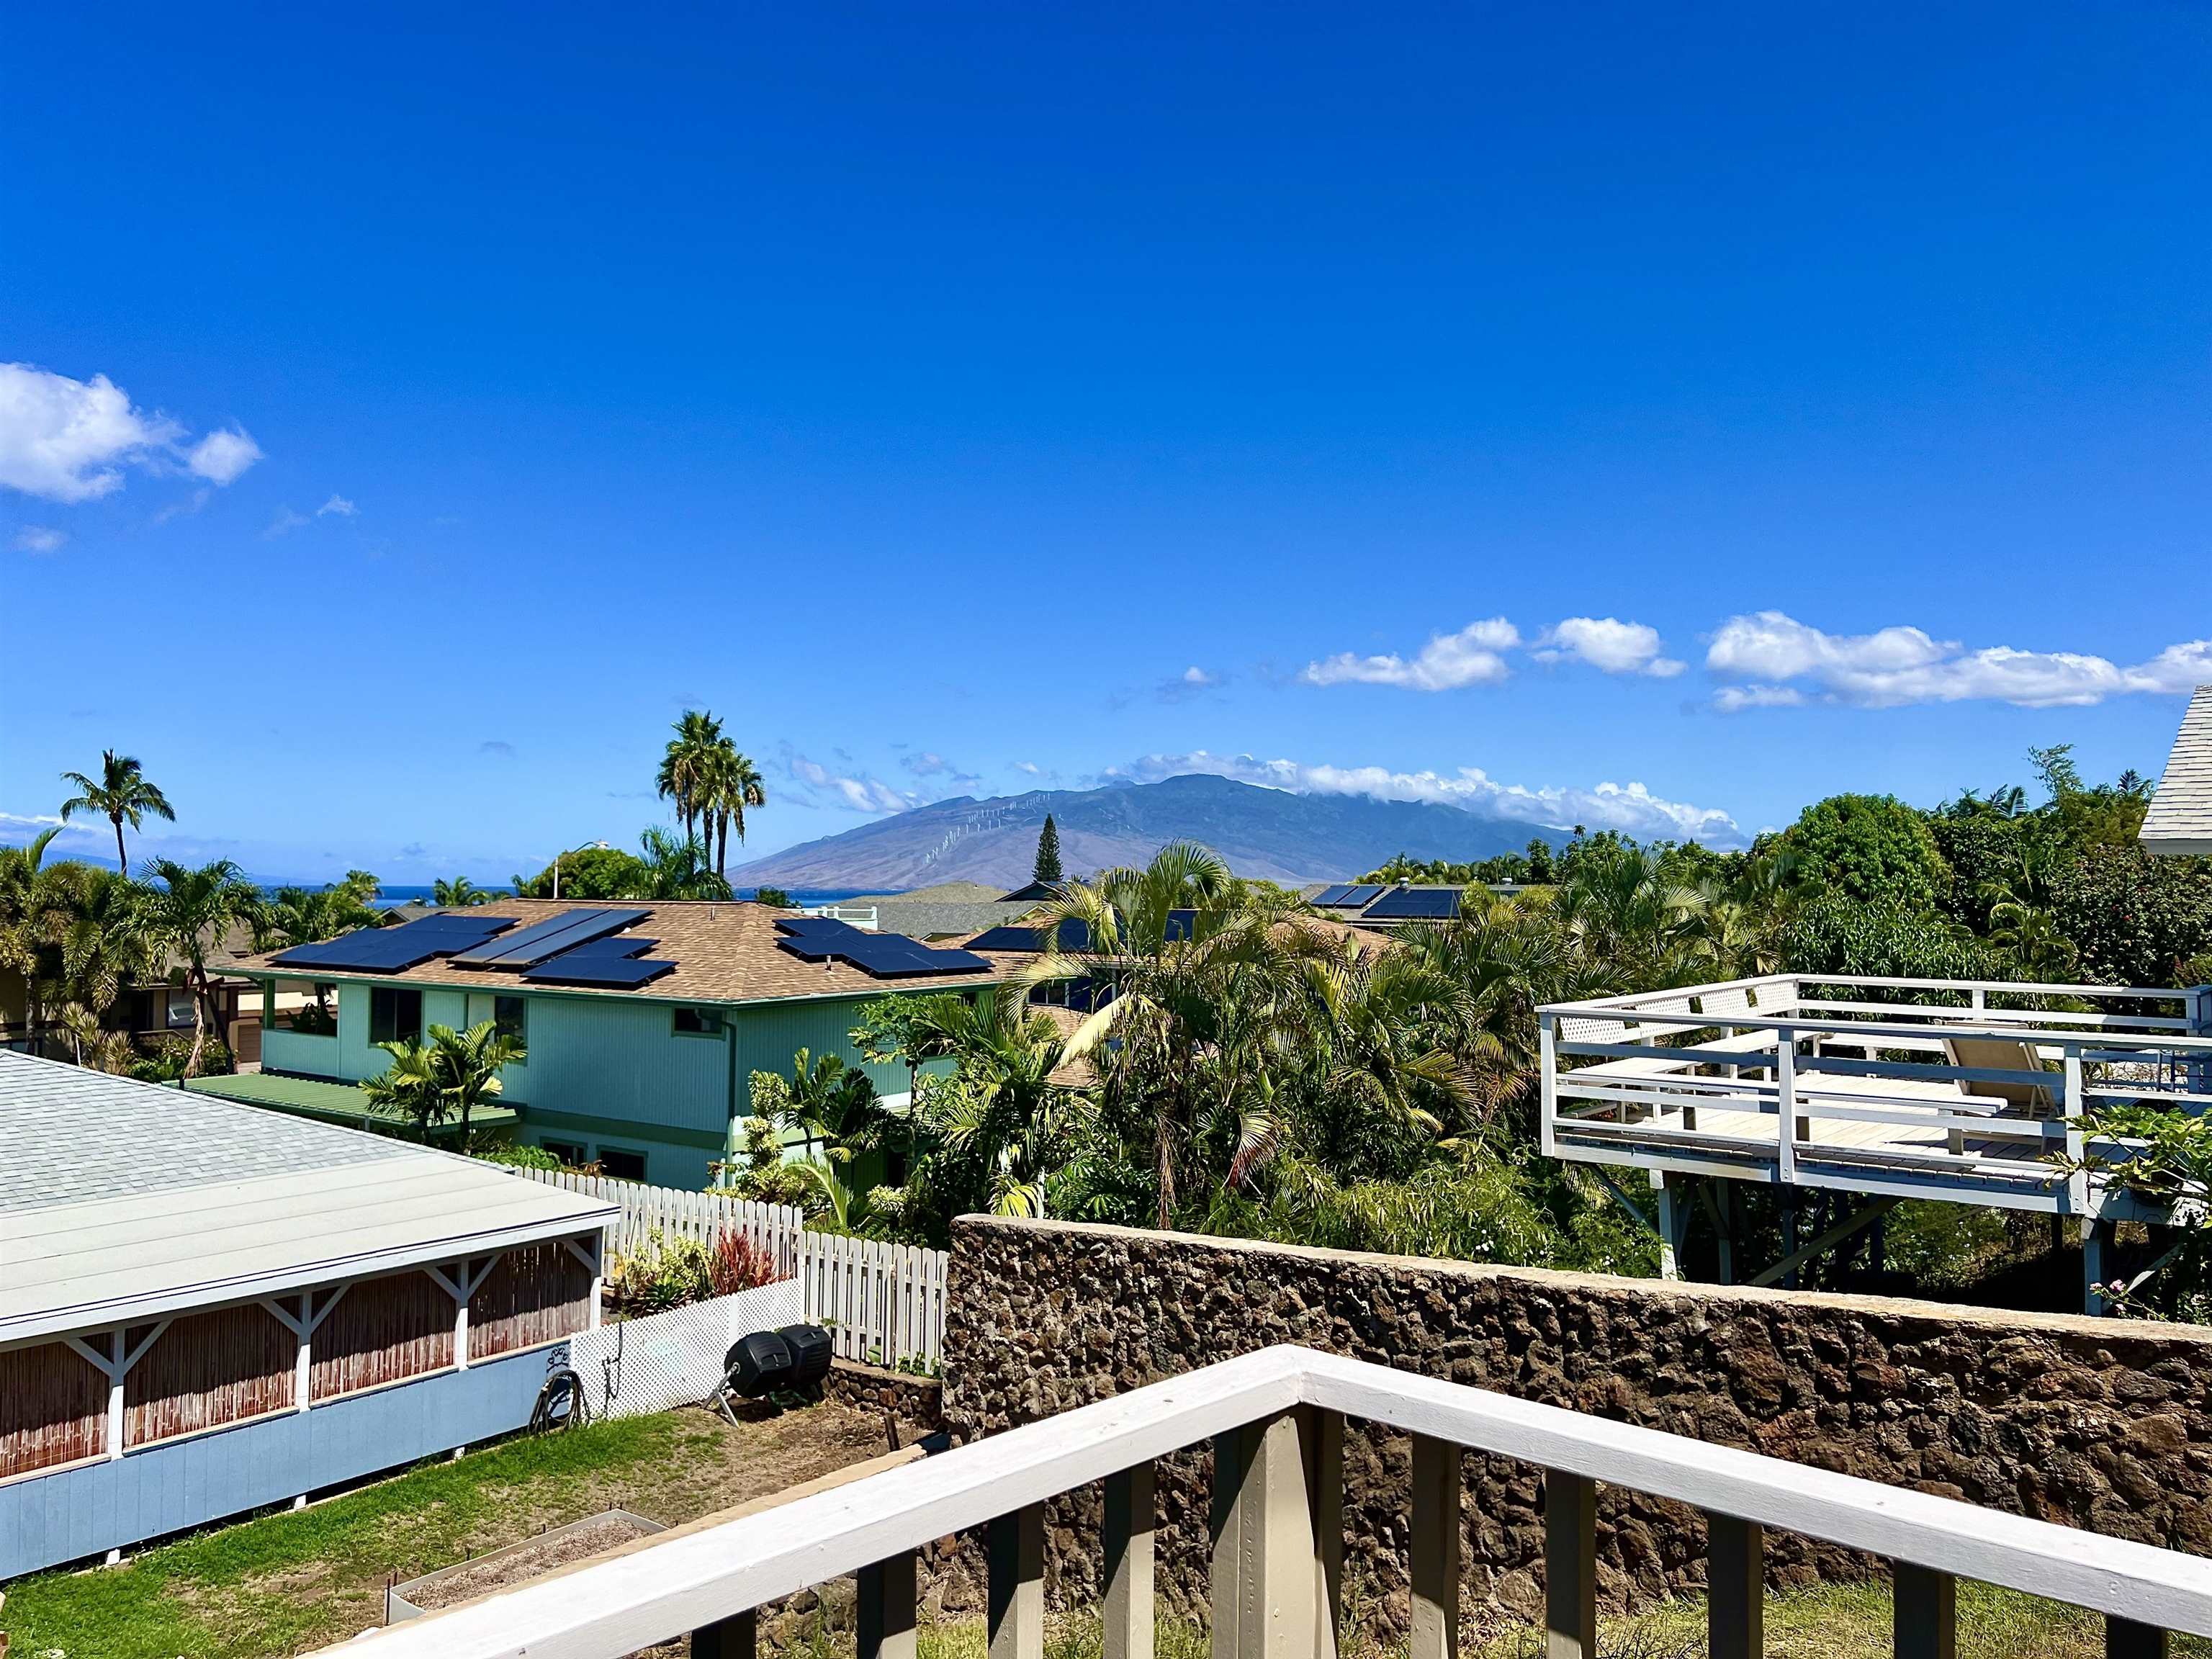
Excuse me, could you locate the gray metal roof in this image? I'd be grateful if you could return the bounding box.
[0,1052,615,1346]
[2142,685,2212,858]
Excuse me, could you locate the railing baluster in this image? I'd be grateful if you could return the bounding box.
[1410,1435,1462,1659]
[989,1503,1046,1659]
[1704,1513,1761,1659]
[1892,1562,1956,1659]
[1104,1462,1156,1659]
[2106,1616,2170,1659]
[1544,1470,1596,1659]
[858,1551,919,1659]
[1211,1411,1331,1659]
[691,1608,755,1659]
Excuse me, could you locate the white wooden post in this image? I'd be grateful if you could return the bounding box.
[1894,1562,1956,1659]
[1545,1470,1596,1659]
[858,1551,919,1659]
[1538,1015,1557,1159]
[1706,1513,1761,1659]
[2064,1046,2089,1217]
[1410,1435,1462,1659]
[105,1328,127,1459]
[1105,1462,1156,1659]
[1212,1411,1331,1659]
[1776,1026,1800,1184]
[989,1503,1046,1659]
[1653,1174,1680,1282]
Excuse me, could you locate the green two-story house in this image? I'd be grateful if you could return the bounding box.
[221,899,1035,1188]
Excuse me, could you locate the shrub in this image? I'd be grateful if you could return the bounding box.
[2047,846,2212,987]
[472,1142,567,1172]
[1781,793,1951,909]
[711,1227,784,1294]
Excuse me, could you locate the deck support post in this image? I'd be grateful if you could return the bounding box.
[1105,1462,1157,1659]
[1544,1470,1596,1659]
[2106,1615,2170,1658]
[990,1503,1046,1659]
[1893,1562,1956,1659]
[1211,1409,1336,1659]
[2085,1219,2112,1316]
[1704,1514,1761,1659]
[1653,1174,1681,1281]
[1410,1435,1462,1659]
[858,1551,919,1659]
[692,1609,757,1659]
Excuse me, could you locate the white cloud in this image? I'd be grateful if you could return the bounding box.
[1011,761,1043,775]
[1537,616,1684,678]
[185,426,263,485]
[1301,618,1520,691]
[786,752,918,815]
[0,364,181,501]
[11,525,66,554]
[1706,611,2212,710]
[264,506,310,539]
[318,493,357,517]
[902,751,984,791]
[1106,749,1742,845]
[1158,665,1224,701]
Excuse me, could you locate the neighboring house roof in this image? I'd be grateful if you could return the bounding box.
[225,899,1035,1006]
[866,899,1040,940]
[0,1051,612,1346]
[2142,685,2212,858]
[183,1070,519,1139]
[998,880,1061,902]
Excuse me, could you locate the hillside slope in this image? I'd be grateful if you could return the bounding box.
[729,774,1555,889]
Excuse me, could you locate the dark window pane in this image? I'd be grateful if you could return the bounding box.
[493,995,526,1045]
[673,1007,724,1036]
[370,987,423,1046]
[598,1147,647,1182]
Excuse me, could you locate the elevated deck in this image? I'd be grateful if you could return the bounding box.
[1539,974,2212,1222]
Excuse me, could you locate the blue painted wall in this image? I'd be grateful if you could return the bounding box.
[0,1346,565,1581]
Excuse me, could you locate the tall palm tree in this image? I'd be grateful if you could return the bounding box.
[705,747,766,880]
[58,750,175,877]
[656,710,724,850]
[138,858,263,1076]
[433,876,493,907]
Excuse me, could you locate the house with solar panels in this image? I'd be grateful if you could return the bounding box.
[1309,882,1472,925]
[219,901,1036,1187]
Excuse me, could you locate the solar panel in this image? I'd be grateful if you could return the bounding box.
[449,908,651,968]
[1310,884,1356,907]
[269,913,518,974]
[774,916,858,938]
[777,927,996,978]
[540,935,657,961]
[1163,909,1196,943]
[521,956,678,989]
[1344,884,1385,906]
[1361,887,1461,920]
[411,912,518,932]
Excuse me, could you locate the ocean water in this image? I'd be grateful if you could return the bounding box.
[266,884,894,909]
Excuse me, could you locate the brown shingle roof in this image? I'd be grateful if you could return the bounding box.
[228,899,1034,1007]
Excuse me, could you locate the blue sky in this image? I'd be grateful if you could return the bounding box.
[4,3,2208,881]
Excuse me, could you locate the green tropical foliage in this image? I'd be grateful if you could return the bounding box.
[363,1019,523,1148]
[657,709,768,880]
[1033,814,1063,884]
[138,858,264,1076]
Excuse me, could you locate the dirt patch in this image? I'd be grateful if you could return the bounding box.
[405,1511,663,1611]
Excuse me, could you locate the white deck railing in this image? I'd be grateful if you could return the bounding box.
[315,1343,2211,1658]
[1539,975,2212,1217]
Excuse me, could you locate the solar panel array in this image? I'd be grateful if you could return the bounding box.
[523,953,677,989]
[1360,886,1462,920]
[773,916,992,979]
[270,913,517,974]
[449,909,652,969]
[964,917,1092,953]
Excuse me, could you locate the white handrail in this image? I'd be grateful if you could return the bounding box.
[316,1345,2212,1658]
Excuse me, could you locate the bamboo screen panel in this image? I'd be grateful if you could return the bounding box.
[0,1341,107,1476]
[310,1271,455,1401]
[469,1241,593,1362]
[125,1305,295,1448]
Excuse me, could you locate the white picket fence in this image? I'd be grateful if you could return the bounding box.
[509,1166,948,1372]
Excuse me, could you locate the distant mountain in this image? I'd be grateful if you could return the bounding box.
[729,775,1559,889]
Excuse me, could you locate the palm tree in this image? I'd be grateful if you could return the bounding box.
[257,883,382,950]
[138,858,263,1076]
[657,710,725,850]
[1021,841,1302,1228]
[704,747,766,880]
[363,1035,447,1138]
[899,993,1087,1221]
[427,1019,524,1150]
[637,827,734,900]
[59,751,175,877]
[433,876,493,907]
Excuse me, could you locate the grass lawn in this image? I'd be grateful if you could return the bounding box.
[1,1401,892,1659]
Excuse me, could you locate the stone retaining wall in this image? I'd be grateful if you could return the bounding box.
[940,1216,2212,1631]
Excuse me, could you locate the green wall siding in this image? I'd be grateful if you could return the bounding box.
[731,996,919,1115]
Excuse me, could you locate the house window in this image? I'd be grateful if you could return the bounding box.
[493,995,527,1047]
[598,1146,648,1182]
[540,1138,587,1167]
[369,987,423,1046]
[673,1007,724,1037]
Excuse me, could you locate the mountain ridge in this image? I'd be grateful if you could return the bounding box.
[729,774,1559,889]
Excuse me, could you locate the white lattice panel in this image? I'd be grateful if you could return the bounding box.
[568,1280,802,1420]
